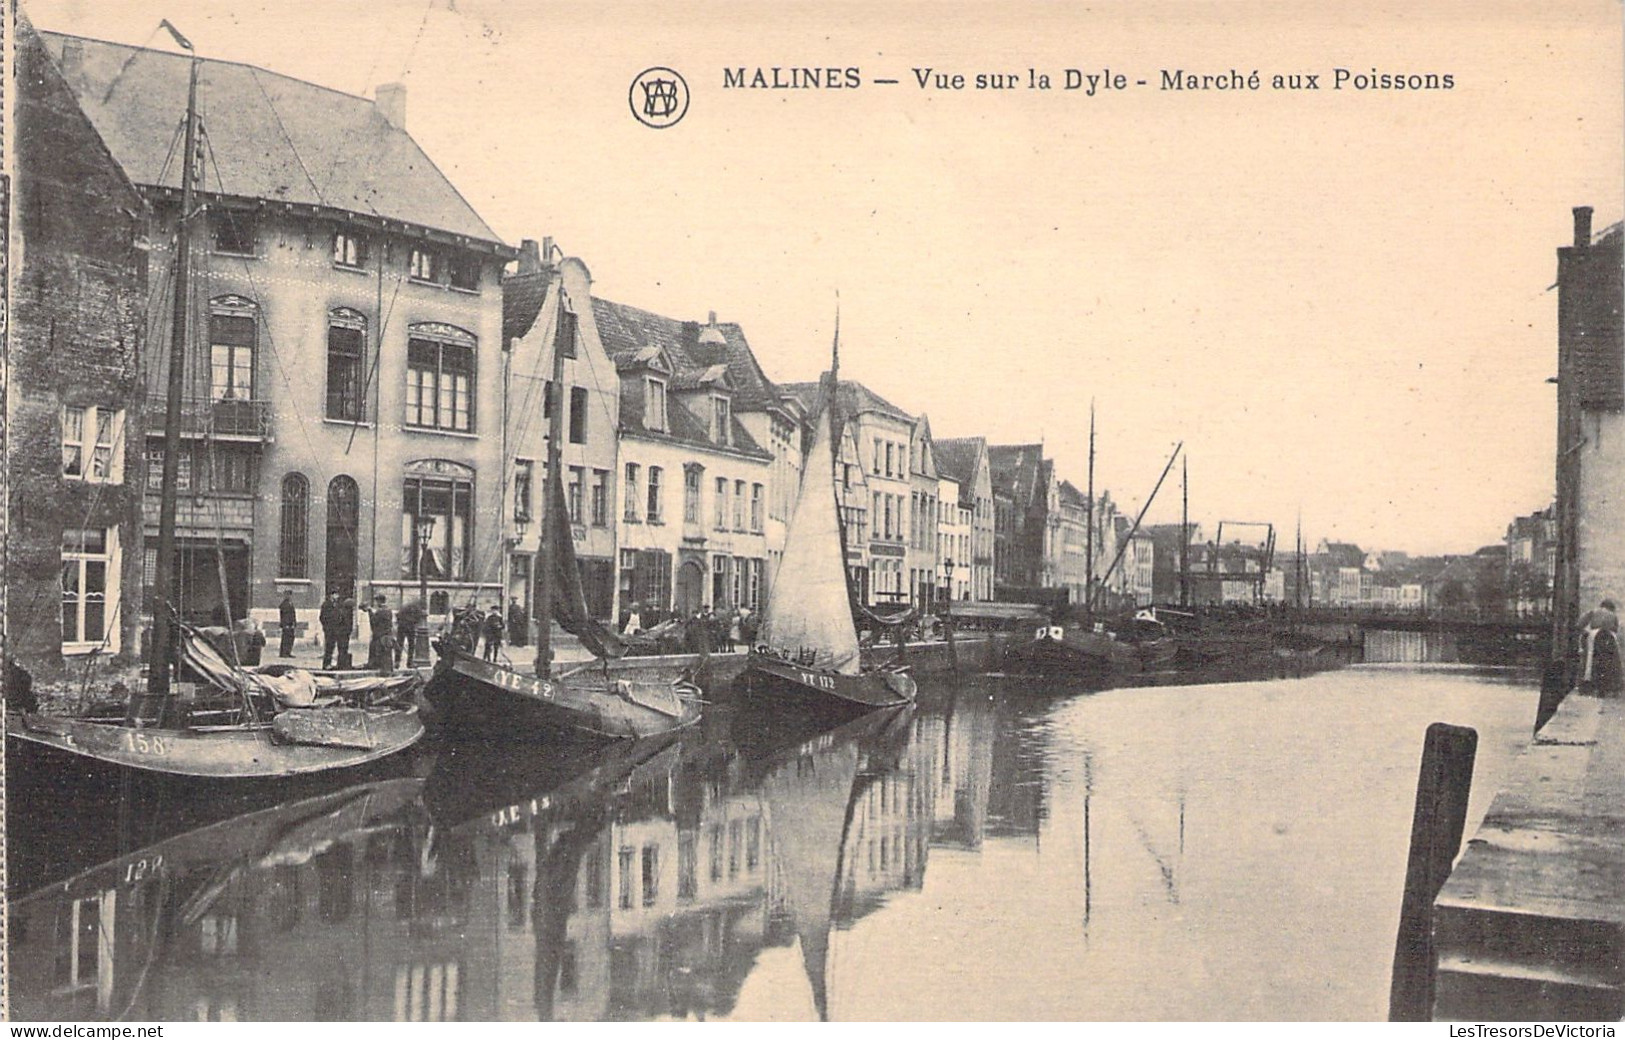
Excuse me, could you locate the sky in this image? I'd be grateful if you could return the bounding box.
[24,0,1625,556]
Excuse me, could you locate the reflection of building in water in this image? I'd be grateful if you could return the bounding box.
[932,691,997,849]
[14,709,969,1023]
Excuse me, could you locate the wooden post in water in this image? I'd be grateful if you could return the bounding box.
[1389,722,1477,1022]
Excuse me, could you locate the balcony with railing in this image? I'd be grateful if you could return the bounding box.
[146,394,273,442]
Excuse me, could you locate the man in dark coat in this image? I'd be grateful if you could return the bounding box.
[319,591,342,669]
[335,592,357,669]
[367,595,396,675]
[396,599,426,668]
[278,593,298,658]
[508,595,530,648]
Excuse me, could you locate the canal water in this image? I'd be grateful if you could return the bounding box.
[7,664,1537,1021]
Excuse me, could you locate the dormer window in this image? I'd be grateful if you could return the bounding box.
[408,247,437,283]
[645,378,668,431]
[333,230,368,269]
[712,396,731,446]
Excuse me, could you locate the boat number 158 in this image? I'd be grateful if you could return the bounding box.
[123,732,169,755]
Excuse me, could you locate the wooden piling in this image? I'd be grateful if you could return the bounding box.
[1389,721,1478,1021]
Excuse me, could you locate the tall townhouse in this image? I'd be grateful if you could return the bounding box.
[785,380,916,609]
[44,33,515,635]
[1552,207,1623,679]
[937,470,969,601]
[934,436,995,602]
[502,244,622,620]
[988,444,1047,595]
[6,21,149,681]
[594,300,773,621]
[908,415,941,609]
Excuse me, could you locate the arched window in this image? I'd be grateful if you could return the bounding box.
[279,473,309,578]
[325,475,360,596]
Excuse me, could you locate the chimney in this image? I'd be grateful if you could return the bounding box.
[517,238,543,274]
[375,83,406,130]
[698,309,725,345]
[1573,206,1593,248]
[708,310,717,325]
[59,38,84,86]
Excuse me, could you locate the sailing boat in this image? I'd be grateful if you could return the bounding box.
[7,26,423,779]
[427,287,701,741]
[744,321,916,711]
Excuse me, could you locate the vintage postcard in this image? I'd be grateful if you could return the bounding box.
[2,0,1621,1026]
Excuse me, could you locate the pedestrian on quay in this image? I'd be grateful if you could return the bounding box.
[508,595,529,648]
[367,595,396,675]
[728,609,743,653]
[482,603,505,662]
[396,599,426,668]
[319,590,342,669]
[335,591,357,669]
[623,601,644,637]
[278,592,298,658]
[1578,598,1622,694]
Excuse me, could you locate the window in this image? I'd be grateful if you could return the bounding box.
[62,405,123,483]
[873,438,881,475]
[712,396,731,445]
[212,210,256,255]
[714,477,728,530]
[750,483,763,532]
[62,528,116,652]
[279,473,309,578]
[325,325,365,421]
[590,469,608,527]
[333,230,367,268]
[678,832,697,901]
[513,459,534,522]
[647,466,663,523]
[623,464,640,522]
[146,445,193,492]
[408,247,437,282]
[645,378,667,431]
[405,336,475,432]
[684,466,703,524]
[712,555,730,608]
[617,847,635,910]
[569,386,588,444]
[733,480,746,530]
[446,253,479,292]
[210,445,259,493]
[641,845,660,907]
[210,313,256,401]
[885,442,894,478]
[401,474,474,580]
[872,491,881,536]
[567,467,584,524]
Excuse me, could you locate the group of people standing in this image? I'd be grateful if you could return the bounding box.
[621,603,756,654]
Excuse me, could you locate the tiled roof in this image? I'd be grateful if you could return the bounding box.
[1319,542,1365,568]
[781,380,915,425]
[933,436,985,485]
[592,297,772,459]
[39,31,504,245]
[501,267,552,344]
[1057,479,1087,507]
[1566,223,1623,412]
[987,444,1044,506]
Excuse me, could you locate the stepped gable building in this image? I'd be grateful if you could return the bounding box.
[501,242,622,621]
[6,18,150,680]
[783,379,918,608]
[593,299,775,620]
[987,443,1047,596]
[41,30,516,636]
[1553,207,1624,681]
[932,436,995,602]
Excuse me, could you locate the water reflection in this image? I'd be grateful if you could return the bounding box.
[10,668,1536,1021]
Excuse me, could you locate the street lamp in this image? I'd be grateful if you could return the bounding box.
[415,515,437,665]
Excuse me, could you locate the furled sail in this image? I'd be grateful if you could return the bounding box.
[546,474,626,660]
[759,397,862,675]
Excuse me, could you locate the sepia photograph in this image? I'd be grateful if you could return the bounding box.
[1,0,1621,1025]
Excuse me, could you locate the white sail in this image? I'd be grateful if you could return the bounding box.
[760,399,862,675]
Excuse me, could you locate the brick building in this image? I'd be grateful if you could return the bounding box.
[42,32,515,636]
[1553,206,1624,676]
[6,20,149,681]
[933,436,995,601]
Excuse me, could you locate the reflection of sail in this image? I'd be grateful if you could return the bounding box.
[756,707,910,1020]
[759,400,861,676]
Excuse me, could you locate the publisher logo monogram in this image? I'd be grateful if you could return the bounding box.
[630,67,689,129]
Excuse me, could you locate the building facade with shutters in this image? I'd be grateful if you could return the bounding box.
[595,301,774,623]
[6,20,150,680]
[41,33,515,636]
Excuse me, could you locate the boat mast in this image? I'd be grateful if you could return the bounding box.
[147,23,200,700]
[1084,399,1095,620]
[827,302,856,608]
[1179,455,1189,609]
[533,290,570,676]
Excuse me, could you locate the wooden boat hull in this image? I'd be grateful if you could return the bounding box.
[6,706,424,779]
[742,651,916,712]
[428,647,702,741]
